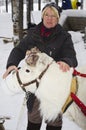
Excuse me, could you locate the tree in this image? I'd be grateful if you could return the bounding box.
[12,0,23,46]
[6,0,8,12]
[81,0,83,9]
[26,0,33,26]
[38,0,41,10]
[19,0,23,40]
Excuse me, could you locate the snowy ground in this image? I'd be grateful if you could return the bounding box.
[0,8,86,130]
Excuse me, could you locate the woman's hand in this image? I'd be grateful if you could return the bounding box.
[57,61,70,72]
[3,65,18,79]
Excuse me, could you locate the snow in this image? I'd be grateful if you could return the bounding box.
[0,13,28,130]
[61,9,86,17]
[0,3,86,130]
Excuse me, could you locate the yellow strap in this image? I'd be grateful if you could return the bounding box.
[62,77,77,112]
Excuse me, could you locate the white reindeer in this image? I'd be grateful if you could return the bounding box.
[0,47,86,130]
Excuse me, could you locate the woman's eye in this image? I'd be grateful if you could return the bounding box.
[26,69,30,73]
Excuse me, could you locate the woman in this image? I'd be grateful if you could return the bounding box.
[3,2,78,130]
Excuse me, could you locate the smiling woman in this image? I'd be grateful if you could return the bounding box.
[42,8,58,28]
[42,3,60,28]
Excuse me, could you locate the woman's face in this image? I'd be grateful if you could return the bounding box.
[43,7,58,29]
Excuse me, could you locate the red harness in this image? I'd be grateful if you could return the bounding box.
[73,69,86,77]
[71,92,86,116]
[70,69,86,116]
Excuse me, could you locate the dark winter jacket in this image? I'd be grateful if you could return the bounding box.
[6,22,78,68]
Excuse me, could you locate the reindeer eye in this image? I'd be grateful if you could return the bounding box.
[26,69,30,73]
[18,67,21,70]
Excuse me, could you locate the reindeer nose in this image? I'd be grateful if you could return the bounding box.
[26,69,30,73]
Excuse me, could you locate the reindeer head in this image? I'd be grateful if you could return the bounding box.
[4,47,53,95]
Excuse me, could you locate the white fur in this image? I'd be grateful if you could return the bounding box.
[35,62,73,121]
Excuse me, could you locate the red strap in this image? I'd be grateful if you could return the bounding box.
[73,69,86,78]
[71,92,86,116]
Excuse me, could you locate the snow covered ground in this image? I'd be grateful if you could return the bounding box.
[0,4,86,130]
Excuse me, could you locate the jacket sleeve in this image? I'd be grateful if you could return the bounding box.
[59,32,78,67]
[6,31,34,68]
